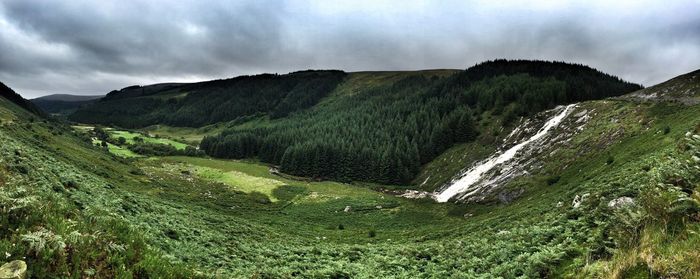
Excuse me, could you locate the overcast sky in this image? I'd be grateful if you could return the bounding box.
[1,0,699,98]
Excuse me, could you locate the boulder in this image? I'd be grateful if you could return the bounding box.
[608,197,635,209]
[0,260,26,279]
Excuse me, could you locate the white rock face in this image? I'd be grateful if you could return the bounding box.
[434,104,577,203]
[343,206,352,212]
[608,197,635,209]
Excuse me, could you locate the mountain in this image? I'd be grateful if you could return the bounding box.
[1,66,699,278]
[31,94,104,115]
[71,60,642,185]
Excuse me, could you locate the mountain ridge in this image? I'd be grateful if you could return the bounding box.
[32,94,104,102]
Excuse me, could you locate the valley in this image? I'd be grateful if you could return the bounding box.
[1,62,699,278]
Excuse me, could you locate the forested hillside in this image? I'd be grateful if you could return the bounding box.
[69,70,346,127]
[200,60,642,184]
[70,60,641,184]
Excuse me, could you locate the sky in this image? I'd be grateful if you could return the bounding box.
[0,0,699,98]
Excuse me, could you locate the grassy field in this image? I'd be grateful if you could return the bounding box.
[142,123,230,143]
[74,124,191,150]
[91,138,142,158]
[110,129,188,149]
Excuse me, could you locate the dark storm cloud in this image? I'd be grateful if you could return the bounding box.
[0,0,699,98]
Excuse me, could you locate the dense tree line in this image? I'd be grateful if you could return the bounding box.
[201,60,642,184]
[69,70,346,127]
[127,142,204,157]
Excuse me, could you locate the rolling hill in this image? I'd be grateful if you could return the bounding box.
[1,63,699,278]
[71,60,643,186]
[31,94,104,115]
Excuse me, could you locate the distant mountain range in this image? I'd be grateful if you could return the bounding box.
[30,94,104,115]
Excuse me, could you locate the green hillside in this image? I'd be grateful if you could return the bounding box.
[72,60,642,185]
[200,60,641,185]
[69,71,346,127]
[2,66,700,278]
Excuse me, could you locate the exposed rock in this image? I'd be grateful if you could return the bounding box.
[398,190,433,199]
[572,193,590,208]
[343,206,352,212]
[608,197,635,209]
[556,201,563,208]
[0,260,26,279]
[463,213,473,218]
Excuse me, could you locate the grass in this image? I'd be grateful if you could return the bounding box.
[73,124,191,157]
[110,129,189,149]
[91,138,142,158]
[192,165,285,202]
[142,123,229,144]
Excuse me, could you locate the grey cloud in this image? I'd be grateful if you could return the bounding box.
[0,0,699,98]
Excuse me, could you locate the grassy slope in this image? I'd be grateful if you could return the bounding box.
[329,70,458,97]
[0,97,199,278]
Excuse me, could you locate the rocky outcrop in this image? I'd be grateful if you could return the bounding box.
[608,197,635,209]
[0,260,26,279]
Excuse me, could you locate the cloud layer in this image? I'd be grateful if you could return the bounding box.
[1,0,699,98]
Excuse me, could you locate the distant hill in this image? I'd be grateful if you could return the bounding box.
[31,94,104,115]
[33,94,104,102]
[0,81,44,116]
